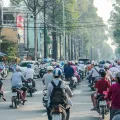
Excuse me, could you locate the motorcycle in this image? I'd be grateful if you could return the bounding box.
[25,79,36,97]
[51,105,66,120]
[39,67,47,78]
[96,93,109,119]
[78,69,84,80]
[66,76,77,90]
[11,87,25,108]
[42,89,48,108]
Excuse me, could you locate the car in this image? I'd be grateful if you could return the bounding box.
[19,61,40,78]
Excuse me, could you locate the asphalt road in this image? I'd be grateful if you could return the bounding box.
[0,73,109,120]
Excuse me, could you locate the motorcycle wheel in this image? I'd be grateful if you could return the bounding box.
[101,107,105,119]
[13,97,18,109]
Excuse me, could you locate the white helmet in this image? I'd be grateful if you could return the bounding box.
[16,66,21,71]
[47,66,53,71]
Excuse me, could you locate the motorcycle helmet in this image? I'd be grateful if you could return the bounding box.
[104,65,109,70]
[47,66,53,71]
[53,68,62,77]
[99,69,106,77]
[27,64,31,68]
[16,66,21,71]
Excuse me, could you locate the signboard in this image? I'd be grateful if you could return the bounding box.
[16,15,24,43]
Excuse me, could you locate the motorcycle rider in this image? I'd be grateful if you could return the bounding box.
[47,68,73,120]
[64,62,74,80]
[42,66,54,89]
[109,63,119,80]
[89,63,100,85]
[25,64,36,89]
[10,66,27,107]
[104,65,113,83]
[91,69,110,110]
[106,72,120,120]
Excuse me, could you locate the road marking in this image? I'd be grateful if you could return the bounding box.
[34,91,43,95]
[73,90,82,95]
[4,91,11,94]
[3,90,83,95]
[42,112,47,116]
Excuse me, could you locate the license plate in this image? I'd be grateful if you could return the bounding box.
[112,81,116,85]
[52,114,61,120]
[28,83,32,86]
[12,92,17,97]
[99,101,106,106]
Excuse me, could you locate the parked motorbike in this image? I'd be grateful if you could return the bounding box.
[42,89,48,108]
[39,67,47,78]
[96,93,109,119]
[11,87,25,108]
[50,105,66,120]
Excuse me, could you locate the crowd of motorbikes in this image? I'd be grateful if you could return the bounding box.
[42,63,85,120]
[1,60,119,120]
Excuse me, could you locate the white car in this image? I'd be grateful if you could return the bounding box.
[19,61,40,78]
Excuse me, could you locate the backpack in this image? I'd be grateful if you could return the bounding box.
[50,80,67,106]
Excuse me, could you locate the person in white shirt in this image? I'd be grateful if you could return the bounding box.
[109,64,120,79]
[42,66,54,89]
[25,64,34,79]
[89,64,100,84]
[25,64,36,88]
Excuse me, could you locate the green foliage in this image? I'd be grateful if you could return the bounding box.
[110,1,120,56]
[6,46,17,62]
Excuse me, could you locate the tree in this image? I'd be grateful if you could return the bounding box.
[109,0,120,57]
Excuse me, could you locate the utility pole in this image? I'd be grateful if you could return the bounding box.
[27,13,29,51]
[44,0,47,58]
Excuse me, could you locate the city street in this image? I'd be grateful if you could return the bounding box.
[0,73,109,120]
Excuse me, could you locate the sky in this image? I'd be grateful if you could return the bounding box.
[94,0,113,21]
[3,0,10,6]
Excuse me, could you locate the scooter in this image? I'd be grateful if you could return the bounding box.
[50,104,66,120]
[96,92,109,119]
[25,79,36,97]
[11,87,26,109]
[39,67,47,78]
[70,76,78,90]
